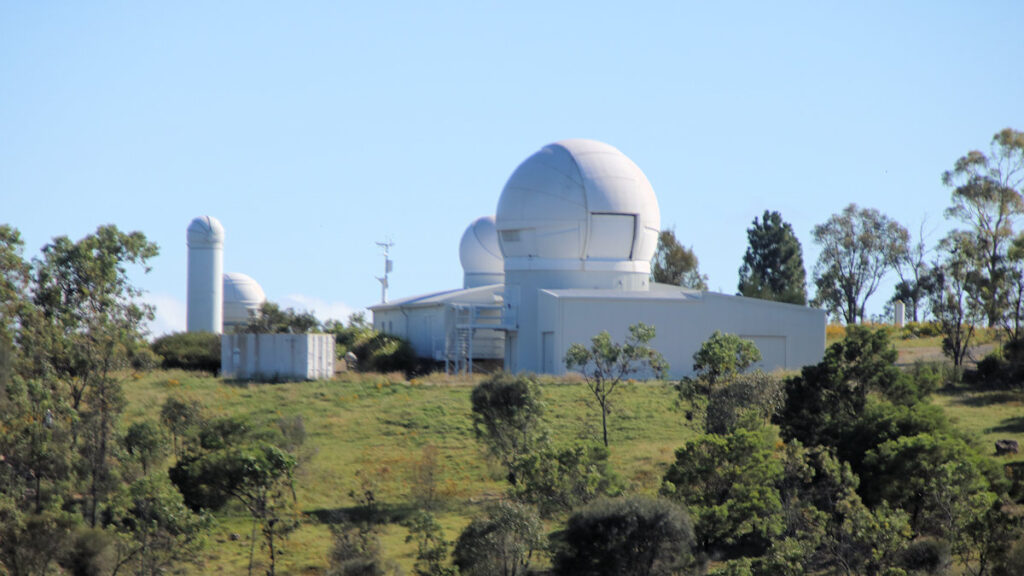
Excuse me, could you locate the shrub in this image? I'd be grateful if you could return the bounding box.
[453,501,544,576]
[553,496,695,576]
[350,332,417,375]
[470,373,547,483]
[899,321,942,339]
[151,332,220,373]
[511,442,622,518]
[994,537,1024,576]
[975,349,1008,386]
[327,521,402,576]
[706,370,783,435]
[898,537,950,575]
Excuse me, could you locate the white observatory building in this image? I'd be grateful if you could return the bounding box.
[187,216,225,333]
[371,216,506,372]
[186,217,268,333]
[372,139,825,377]
[185,216,334,380]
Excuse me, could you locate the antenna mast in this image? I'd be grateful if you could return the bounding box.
[375,239,394,303]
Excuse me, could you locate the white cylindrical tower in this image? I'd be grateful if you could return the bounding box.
[495,139,661,372]
[459,216,505,288]
[223,272,267,330]
[186,216,225,333]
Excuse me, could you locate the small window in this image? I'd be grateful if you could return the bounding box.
[501,229,521,242]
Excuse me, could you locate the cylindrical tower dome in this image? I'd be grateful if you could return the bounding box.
[459,216,504,288]
[495,139,661,373]
[186,216,225,333]
[222,272,267,330]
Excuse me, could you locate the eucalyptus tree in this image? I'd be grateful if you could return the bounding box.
[811,204,906,324]
[928,232,984,367]
[652,229,708,290]
[28,226,158,526]
[942,128,1024,327]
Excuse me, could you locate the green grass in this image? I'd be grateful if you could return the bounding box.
[124,363,1024,574]
[932,387,1024,465]
[123,370,694,574]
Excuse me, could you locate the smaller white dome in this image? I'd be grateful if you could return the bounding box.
[460,216,504,288]
[223,272,267,328]
[187,216,225,247]
[460,216,503,273]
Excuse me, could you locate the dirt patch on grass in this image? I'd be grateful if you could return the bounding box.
[895,343,996,368]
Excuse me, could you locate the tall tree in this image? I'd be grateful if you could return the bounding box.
[1003,233,1024,341]
[811,204,906,324]
[0,225,31,396]
[738,210,807,305]
[651,229,708,290]
[942,128,1024,327]
[928,232,984,367]
[28,226,158,526]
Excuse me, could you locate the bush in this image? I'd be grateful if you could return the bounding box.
[511,442,622,518]
[350,332,417,375]
[975,349,1008,386]
[151,332,220,373]
[901,322,943,339]
[470,373,547,483]
[453,501,544,576]
[994,537,1024,576]
[898,537,950,575]
[553,496,695,576]
[327,521,402,576]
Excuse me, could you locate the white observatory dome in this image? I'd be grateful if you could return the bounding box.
[495,139,660,269]
[187,215,225,247]
[459,216,504,288]
[222,272,267,329]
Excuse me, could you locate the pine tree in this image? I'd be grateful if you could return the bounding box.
[738,210,808,305]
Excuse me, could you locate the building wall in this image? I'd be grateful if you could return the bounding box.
[374,304,504,362]
[538,291,825,378]
[221,333,335,381]
[503,266,649,373]
[373,309,407,337]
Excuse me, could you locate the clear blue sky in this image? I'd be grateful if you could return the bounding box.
[3,2,1023,336]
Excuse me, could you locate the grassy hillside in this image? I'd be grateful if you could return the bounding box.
[124,332,1024,575]
[123,370,695,574]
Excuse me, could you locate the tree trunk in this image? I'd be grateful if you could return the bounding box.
[267,519,277,576]
[248,518,257,576]
[601,402,609,447]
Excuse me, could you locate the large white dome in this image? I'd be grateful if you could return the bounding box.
[222,272,267,328]
[495,139,660,268]
[187,215,225,247]
[459,216,504,287]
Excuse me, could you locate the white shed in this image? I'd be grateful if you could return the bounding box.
[221,333,335,381]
